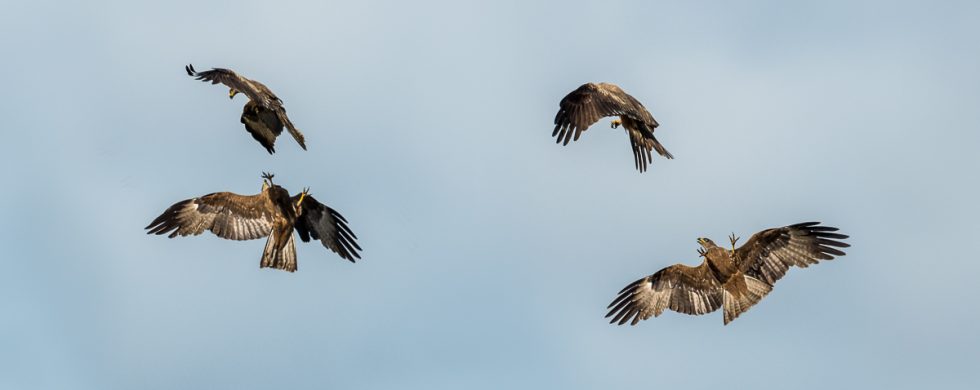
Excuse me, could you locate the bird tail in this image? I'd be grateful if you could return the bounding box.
[722,274,772,325]
[275,109,307,150]
[648,134,673,159]
[260,229,298,272]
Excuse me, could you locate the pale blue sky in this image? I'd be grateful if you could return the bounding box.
[2,0,979,388]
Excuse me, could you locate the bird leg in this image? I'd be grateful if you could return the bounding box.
[261,172,275,188]
[697,247,707,258]
[728,233,740,258]
[295,187,310,208]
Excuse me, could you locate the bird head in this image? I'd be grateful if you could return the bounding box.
[697,237,716,249]
[261,172,275,191]
[610,118,622,129]
[229,88,240,99]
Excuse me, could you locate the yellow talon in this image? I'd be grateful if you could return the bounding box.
[296,188,309,207]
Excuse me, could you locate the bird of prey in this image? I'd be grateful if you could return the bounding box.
[146,173,361,272]
[553,82,673,172]
[186,64,307,154]
[606,222,849,325]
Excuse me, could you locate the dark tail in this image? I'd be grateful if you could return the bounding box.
[275,108,307,150]
[649,134,673,159]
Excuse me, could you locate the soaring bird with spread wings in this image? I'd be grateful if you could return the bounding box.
[186,64,307,154]
[146,173,361,272]
[553,82,673,172]
[606,222,849,325]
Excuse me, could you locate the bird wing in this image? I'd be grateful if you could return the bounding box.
[553,82,655,145]
[293,194,362,262]
[185,64,272,107]
[241,100,284,154]
[734,222,850,285]
[606,261,724,325]
[145,191,276,241]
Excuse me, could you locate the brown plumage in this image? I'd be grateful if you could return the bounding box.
[553,82,673,172]
[145,173,361,272]
[606,222,849,325]
[186,64,307,154]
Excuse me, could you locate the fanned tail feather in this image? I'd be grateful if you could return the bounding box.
[260,232,298,272]
[722,275,772,325]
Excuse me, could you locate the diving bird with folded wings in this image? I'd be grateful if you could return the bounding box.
[553,82,673,172]
[186,64,307,154]
[146,173,361,272]
[606,222,849,325]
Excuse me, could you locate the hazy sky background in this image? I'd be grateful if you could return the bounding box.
[2,0,979,388]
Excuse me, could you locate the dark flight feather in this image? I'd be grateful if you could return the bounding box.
[146,178,362,272]
[186,64,307,153]
[606,222,848,325]
[553,82,671,172]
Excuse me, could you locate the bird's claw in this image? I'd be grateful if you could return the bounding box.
[697,248,706,257]
[728,233,740,257]
[295,187,310,208]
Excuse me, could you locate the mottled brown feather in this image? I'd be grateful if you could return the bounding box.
[735,222,850,285]
[147,178,363,272]
[553,82,671,171]
[186,64,307,152]
[145,191,276,241]
[607,222,848,326]
[606,262,724,326]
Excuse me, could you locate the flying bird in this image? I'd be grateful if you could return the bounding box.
[553,82,673,172]
[606,222,849,325]
[146,173,361,272]
[186,64,307,154]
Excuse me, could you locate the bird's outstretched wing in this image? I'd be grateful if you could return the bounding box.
[553,82,655,145]
[734,222,850,285]
[185,64,272,107]
[606,262,723,325]
[146,192,275,241]
[293,194,362,262]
